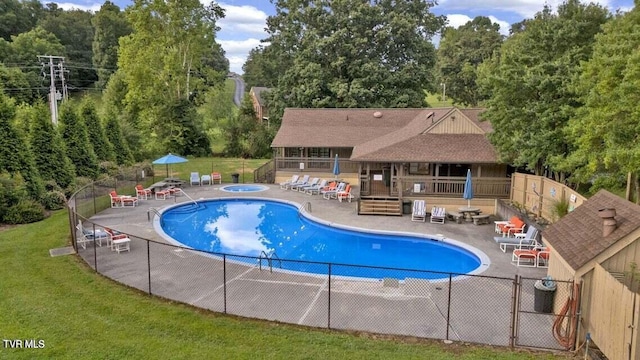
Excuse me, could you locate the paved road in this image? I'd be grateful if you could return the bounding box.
[232,76,245,106]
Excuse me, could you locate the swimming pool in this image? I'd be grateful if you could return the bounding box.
[219,184,268,192]
[156,198,489,280]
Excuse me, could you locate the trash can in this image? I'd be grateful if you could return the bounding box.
[534,277,557,313]
[403,200,412,215]
[231,173,240,183]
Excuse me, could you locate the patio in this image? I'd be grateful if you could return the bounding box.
[76,183,566,350]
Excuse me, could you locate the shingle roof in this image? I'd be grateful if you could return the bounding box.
[271,108,427,147]
[351,134,497,162]
[271,107,492,158]
[543,190,640,270]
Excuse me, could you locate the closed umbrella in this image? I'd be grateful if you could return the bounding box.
[463,169,474,208]
[152,153,188,178]
[332,154,341,179]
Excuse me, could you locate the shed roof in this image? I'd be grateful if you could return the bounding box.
[543,190,640,270]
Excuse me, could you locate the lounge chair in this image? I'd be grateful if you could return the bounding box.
[104,227,131,253]
[201,174,211,185]
[288,175,310,190]
[190,172,200,186]
[430,206,446,224]
[280,175,299,189]
[494,216,526,237]
[323,182,346,199]
[211,172,222,184]
[305,179,328,195]
[76,221,107,249]
[155,187,173,200]
[512,244,548,267]
[109,191,138,208]
[494,226,539,253]
[337,184,354,202]
[411,200,426,222]
[295,177,319,192]
[135,184,152,200]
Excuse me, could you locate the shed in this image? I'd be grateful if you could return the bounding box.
[542,190,640,359]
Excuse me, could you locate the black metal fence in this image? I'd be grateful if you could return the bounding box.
[68,177,579,352]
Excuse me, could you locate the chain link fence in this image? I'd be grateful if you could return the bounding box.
[68,176,578,352]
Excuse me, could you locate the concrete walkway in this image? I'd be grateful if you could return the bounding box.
[78,183,564,350]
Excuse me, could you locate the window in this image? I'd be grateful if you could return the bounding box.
[409,163,430,175]
[285,148,301,157]
[309,147,330,158]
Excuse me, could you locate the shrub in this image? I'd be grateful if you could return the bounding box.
[41,190,67,210]
[3,199,46,224]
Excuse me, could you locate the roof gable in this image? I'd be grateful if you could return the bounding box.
[543,190,640,270]
[424,108,486,135]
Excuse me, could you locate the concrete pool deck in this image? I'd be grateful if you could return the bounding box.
[79,183,563,349]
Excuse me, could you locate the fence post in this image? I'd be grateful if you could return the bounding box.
[446,274,452,340]
[92,223,98,272]
[327,263,331,329]
[223,254,227,314]
[147,240,152,295]
[92,182,97,216]
[509,275,520,348]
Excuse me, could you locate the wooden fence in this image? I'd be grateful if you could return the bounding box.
[589,264,639,360]
[510,173,586,221]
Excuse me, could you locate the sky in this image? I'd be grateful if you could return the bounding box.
[51,0,634,74]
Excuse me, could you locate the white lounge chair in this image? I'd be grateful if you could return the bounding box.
[190,172,200,186]
[337,184,354,202]
[411,200,426,222]
[295,177,319,192]
[322,182,346,199]
[280,175,299,189]
[305,179,328,195]
[430,206,446,224]
[494,226,539,253]
[288,175,310,190]
[201,174,211,185]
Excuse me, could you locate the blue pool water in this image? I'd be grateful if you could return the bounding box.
[158,199,486,280]
[219,184,268,192]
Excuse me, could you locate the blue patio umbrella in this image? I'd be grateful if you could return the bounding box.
[332,154,341,179]
[152,153,188,177]
[463,168,474,207]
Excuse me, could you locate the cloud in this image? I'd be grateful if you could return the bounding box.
[445,14,510,36]
[218,3,269,37]
[437,0,615,18]
[218,38,265,73]
[50,2,102,12]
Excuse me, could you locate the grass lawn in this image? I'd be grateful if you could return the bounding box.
[425,92,454,108]
[150,157,269,184]
[0,211,575,359]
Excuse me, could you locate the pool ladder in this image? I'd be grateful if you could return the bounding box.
[147,207,161,222]
[258,250,282,273]
[299,201,312,214]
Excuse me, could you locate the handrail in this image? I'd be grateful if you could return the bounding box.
[147,207,161,222]
[258,250,282,273]
[299,201,312,214]
[176,188,199,207]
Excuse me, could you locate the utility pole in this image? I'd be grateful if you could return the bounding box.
[38,55,66,125]
[440,82,446,102]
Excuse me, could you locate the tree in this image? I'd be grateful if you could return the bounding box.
[242,46,279,88]
[0,63,31,103]
[437,16,503,106]
[80,98,114,162]
[264,0,445,124]
[477,0,610,178]
[58,103,98,178]
[3,26,66,101]
[117,0,225,154]
[0,93,44,199]
[0,0,45,41]
[103,110,134,166]
[39,8,97,91]
[565,5,640,200]
[29,102,75,189]
[92,1,131,89]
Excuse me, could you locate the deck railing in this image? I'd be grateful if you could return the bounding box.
[275,157,359,173]
[398,177,511,198]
